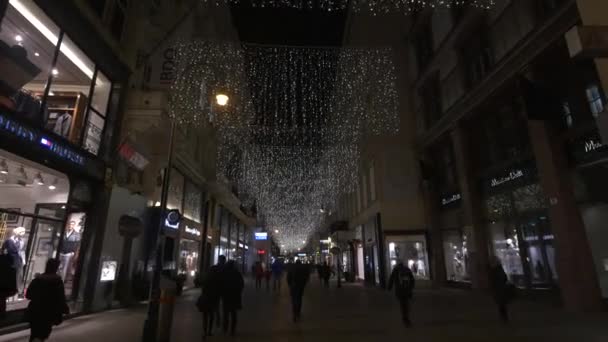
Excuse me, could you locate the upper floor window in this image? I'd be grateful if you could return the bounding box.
[586,84,604,117]
[0,1,112,155]
[86,0,128,41]
[413,21,433,71]
[462,31,494,88]
[420,76,442,128]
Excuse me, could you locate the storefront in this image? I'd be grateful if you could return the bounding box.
[178,217,202,289]
[385,233,430,280]
[481,161,557,289]
[438,191,471,283]
[362,218,380,286]
[0,0,127,324]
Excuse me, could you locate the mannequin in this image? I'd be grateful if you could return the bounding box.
[59,220,81,281]
[1,227,26,296]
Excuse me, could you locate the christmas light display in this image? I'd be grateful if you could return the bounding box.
[169,42,399,250]
[201,0,495,14]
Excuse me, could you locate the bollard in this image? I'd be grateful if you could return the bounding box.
[157,286,176,342]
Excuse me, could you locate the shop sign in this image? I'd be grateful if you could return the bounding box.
[184,225,201,237]
[255,232,268,240]
[569,134,608,165]
[118,140,149,170]
[164,209,181,229]
[490,169,524,187]
[440,193,461,207]
[100,261,117,282]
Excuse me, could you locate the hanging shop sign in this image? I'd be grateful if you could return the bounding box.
[440,192,462,207]
[118,140,150,171]
[482,162,537,193]
[100,260,117,282]
[164,209,181,229]
[569,133,608,166]
[0,111,104,179]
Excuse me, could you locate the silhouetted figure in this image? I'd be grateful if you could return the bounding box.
[213,256,227,329]
[196,257,224,338]
[320,262,332,288]
[387,261,415,327]
[0,254,17,318]
[490,256,511,322]
[271,259,284,291]
[254,262,264,290]
[25,259,69,342]
[287,260,309,322]
[220,260,244,336]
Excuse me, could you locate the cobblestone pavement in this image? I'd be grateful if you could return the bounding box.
[2,277,608,341]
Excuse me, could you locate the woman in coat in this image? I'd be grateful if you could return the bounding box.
[220,260,244,336]
[25,258,69,342]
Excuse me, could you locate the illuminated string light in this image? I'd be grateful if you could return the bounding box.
[200,0,495,14]
[169,42,399,250]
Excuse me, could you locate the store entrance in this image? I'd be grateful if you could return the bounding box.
[518,214,557,288]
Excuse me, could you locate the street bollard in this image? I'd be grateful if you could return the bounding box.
[157,286,176,342]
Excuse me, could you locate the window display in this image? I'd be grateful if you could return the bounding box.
[178,239,199,288]
[59,212,85,297]
[387,235,429,280]
[442,230,470,282]
[0,149,68,312]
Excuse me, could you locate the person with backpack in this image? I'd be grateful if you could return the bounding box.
[387,260,415,327]
[196,258,223,338]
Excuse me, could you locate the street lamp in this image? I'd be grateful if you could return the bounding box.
[216,93,229,106]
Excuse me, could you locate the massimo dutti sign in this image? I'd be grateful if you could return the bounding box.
[482,162,537,193]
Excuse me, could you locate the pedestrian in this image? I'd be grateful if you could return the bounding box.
[0,254,17,319]
[271,259,284,291]
[24,258,69,342]
[220,260,244,336]
[287,260,309,323]
[196,260,223,338]
[490,256,512,323]
[387,260,415,327]
[320,262,332,288]
[214,256,227,329]
[254,262,264,290]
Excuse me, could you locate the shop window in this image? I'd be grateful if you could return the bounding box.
[0,1,111,155]
[183,180,202,223]
[442,230,470,282]
[166,169,184,212]
[512,184,548,213]
[178,239,199,288]
[0,149,69,312]
[489,221,525,287]
[387,237,429,280]
[586,84,604,117]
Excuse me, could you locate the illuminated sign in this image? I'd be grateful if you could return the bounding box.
[255,232,268,240]
[184,225,201,236]
[100,261,117,282]
[164,210,181,229]
[297,253,306,257]
[257,249,266,254]
[490,169,524,187]
[441,193,461,206]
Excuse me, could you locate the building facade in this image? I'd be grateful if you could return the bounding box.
[0,0,132,325]
[411,0,607,310]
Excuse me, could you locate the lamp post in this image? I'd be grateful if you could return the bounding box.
[142,90,229,341]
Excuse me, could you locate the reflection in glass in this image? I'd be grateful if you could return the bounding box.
[442,230,470,282]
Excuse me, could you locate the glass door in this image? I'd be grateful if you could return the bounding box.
[519,214,556,288]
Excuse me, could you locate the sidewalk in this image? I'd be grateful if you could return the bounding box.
[1,279,607,341]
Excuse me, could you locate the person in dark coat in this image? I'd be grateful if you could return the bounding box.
[25,258,69,342]
[490,256,511,322]
[287,260,309,323]
[0,254,17,318]
[387,261,415,327]
[220,260,244,336]
[196,260,223,338]
[320,262,332,288]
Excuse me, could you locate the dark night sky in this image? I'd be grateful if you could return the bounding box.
[229,6,348,46]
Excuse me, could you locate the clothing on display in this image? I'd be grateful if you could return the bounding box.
[1,228,25,294]
[52,113,72,138]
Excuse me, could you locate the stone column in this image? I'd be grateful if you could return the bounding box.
[451,125,490,290]
[420,155,446,286]
[528,120,603,311]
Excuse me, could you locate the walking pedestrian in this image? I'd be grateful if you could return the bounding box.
[213,255,227,329]
[271,259,284,291]
[320,262,332,288]
[287,260,309,323]
[0,254,17,318]
[220,260,244,336]
[490,256,512,323]
[387,260,415,327]
[254,262,264,290]
[196,260,222,338]
[24,258,69,342]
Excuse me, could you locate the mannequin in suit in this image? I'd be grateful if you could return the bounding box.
[1,227,26,296]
